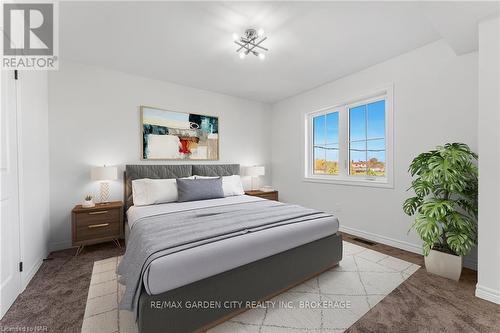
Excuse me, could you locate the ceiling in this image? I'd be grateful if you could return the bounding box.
[59,1,499,103]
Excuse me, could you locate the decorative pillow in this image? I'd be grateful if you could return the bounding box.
[132,177,194,206]
[194,175,245,197]
[176,178,224,202]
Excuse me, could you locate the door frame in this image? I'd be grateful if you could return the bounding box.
[0,70,22,319]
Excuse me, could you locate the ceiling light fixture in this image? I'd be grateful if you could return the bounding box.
[233,28,268,60]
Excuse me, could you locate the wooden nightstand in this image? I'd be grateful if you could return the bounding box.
[245,190,279,201]
[72,201,123,255]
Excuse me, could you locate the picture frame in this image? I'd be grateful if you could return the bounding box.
[140,106,219,160]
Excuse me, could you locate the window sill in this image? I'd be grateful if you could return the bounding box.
[303,176,394,189]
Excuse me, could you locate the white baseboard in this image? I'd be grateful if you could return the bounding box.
[21,257,43,291]
[476,284,500,304]
[339,225,477,270]
[339,225,422,253]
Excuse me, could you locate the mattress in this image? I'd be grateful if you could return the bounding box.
[125,195,339,295]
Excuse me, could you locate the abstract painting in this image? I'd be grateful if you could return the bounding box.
[141,106,219,160]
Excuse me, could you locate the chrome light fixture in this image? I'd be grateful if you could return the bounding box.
[233,28,268,60]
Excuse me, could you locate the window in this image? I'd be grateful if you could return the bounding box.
[305,87,393,187]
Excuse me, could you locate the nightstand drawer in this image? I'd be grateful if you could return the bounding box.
[76,221,120,242]
[245,190,279,201]
[258,192,278,201]
[74,208,120,226]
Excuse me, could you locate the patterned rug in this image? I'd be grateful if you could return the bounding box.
[81,241,419,333]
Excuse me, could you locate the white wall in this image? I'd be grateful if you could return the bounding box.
[476,16,500,304]
[18,71,50,288]
[48,61,272,250]
[271,40,478,268]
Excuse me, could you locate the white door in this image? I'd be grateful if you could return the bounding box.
[0,70,21,319]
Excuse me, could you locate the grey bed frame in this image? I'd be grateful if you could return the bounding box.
[123,164,343,333]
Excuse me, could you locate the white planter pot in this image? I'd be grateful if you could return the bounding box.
[424,249,462,281]
[82,200,95,208]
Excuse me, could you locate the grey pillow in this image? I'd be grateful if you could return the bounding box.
[176,177,224,202]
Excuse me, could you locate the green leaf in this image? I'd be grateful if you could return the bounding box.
[411,179,431,197]
[408,151,436,176]
[411,213,441,255]
[420,199,454,220]
[403,197,422,216]
[445,229,476,256]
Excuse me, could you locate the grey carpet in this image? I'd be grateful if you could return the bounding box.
[0,242,124,333]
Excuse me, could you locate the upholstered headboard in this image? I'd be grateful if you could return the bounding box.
[124,164,240,210]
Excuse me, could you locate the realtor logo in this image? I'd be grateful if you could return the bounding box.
[2,2,58,70]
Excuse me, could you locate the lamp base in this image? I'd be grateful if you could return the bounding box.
[251,177,261,191]
[99,181,110,203]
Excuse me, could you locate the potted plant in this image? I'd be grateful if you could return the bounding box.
[82,194,95,208]
[403,143,478,281]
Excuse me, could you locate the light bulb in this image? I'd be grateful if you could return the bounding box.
[258,53,266,60]
[232,33,239,41]
[239,52,246,59]
[257,28,265,37]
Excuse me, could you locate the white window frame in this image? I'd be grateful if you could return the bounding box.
[304,84,394,188]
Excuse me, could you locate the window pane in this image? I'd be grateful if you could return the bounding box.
[325,144,339,175]
[349,141,367,176]
[326,112,339,144]
[313,111,338,176]
[314,146,326,174]
[367,100,385,139]
[367,139,385,177]
[313,115,325,144]
[349,100,386,177]
[349,105,366,141]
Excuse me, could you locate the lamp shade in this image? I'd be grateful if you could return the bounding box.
[243,166,265,177]
[91,166,118,181]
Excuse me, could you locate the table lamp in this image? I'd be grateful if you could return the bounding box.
[91,165,118,204]
[243,166,265,190]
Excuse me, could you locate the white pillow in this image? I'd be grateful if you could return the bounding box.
[131,178,150,206]
[194,175,244,197]
[222,175,245,196]
[132,177,193,206]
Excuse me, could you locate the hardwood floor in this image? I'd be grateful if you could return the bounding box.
[0,235,498,333]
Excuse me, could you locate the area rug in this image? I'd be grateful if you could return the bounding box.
[81,241,420,333]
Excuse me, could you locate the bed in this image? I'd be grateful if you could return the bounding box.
[120,164,343,333]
